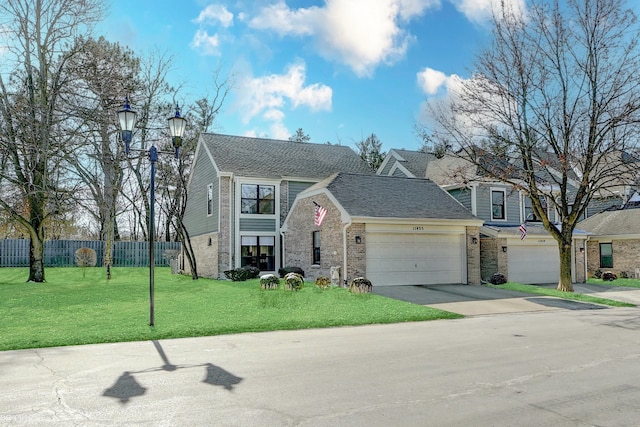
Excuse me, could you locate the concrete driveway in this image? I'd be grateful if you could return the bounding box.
[372,283,621,316]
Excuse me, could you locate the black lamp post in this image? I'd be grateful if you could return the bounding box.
[117,96,187,326]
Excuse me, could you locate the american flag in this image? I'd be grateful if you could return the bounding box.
[314,203,328,227]
[519,223,527,240]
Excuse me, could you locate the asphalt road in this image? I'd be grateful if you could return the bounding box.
[2,305,640,426]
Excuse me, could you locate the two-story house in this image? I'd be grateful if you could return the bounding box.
[182,133,372,279]
[377,149,587,284]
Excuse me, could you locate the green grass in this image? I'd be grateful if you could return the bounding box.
[487,282,636,307]
[0,267,462,351]
[587,277,640,288]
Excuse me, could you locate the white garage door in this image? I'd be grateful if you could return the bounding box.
[508,244,559,284]
[366,232,465,286]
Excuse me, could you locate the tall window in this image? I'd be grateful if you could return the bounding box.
[599,243,613,268]
[207,183,213,216]
[312,231,321,265]
[241,236,275,271]
[491,189,506,220]
[241,184,275,214]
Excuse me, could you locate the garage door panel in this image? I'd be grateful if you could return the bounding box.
[366,232,465,286]
[508,245,559,284]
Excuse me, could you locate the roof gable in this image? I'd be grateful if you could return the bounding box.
[199,133,371,179]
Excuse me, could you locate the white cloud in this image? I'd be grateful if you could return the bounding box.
[448,0,526,24]
[194,4,234,27]
[249,0,440,77]
[417,67,449,95]
[237,61,332,139]
[240,61,332,122]
[190,29,221,55]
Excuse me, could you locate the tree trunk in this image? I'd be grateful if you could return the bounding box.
[557,240,573,292]
[27,228,46,283]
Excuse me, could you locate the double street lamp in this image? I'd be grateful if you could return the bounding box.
[117,96,187,326]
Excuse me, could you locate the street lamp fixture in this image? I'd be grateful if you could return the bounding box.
[117,96,187,326]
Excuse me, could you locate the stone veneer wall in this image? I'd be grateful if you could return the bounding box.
[480,237,508,282]
[184,233,219,279]
[217,176,232,277]
[574,241,586,283]
[284,194,344,282]
[586,239,640,278]
[466,226,481,285]
[345,223,366,283]
[279,180,289,227]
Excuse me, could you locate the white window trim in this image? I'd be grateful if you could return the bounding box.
[237,179,280,218]
[490,187,507,222]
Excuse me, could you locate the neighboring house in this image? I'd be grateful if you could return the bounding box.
[282,173,484,286]
[183,133,371,279]
[577,205,640,279]
[378,149,587,284]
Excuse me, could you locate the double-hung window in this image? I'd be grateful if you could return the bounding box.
[207,184,213,216]
[312,231,321,265]
[491,189,506,221]
[599,243,613,268]
[241,184,275,214]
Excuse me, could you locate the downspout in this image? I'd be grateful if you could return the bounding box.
[229,176,233,272]
[342,219,352,286]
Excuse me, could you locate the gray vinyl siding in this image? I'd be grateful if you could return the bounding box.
[448,188,472,211]
[239,217,277,232]
[380,160,395,175]
[183,149,220,237]
[476,184,521,224]
[586,197,623,218]
[288,181,315,208]
[392,167,408,177]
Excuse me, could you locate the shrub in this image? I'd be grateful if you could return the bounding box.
[259,274,280,290]
[315,276,331,289]
[244,265,261,279]
[489,273,507,285]
[224,268,250,282]
[349,277,372,294]
[224,266,261,282]
[594,269,603,279]
[284,272,304,290]
[278,266,305,278]
[602,271,617,281]
[75,247,97,268]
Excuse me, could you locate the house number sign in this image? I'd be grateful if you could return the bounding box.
[413,226,425,231]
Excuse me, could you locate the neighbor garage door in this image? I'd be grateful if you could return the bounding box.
[366,228,466,286]
[507,242,559,284]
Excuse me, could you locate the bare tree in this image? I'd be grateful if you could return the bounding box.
[423,0,640,291]
[65,36,140,269]
[0,0,104,282]
[156,68,232,279]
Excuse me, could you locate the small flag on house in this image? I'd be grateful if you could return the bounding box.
[519,223,527,240]
[314,202,328,227]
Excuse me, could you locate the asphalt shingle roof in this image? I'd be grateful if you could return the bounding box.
[200,133,372,179]
[577,207,640,235]
[308,173,478,220]
[387,149,433,177]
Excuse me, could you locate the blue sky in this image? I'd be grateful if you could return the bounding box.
[99,0,525,152]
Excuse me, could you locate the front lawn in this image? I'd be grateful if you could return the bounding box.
[0,267,462,351]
